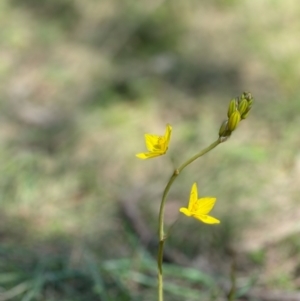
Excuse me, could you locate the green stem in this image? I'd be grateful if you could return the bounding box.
[177,138,221,172]
[228,258,236,301]
[157,138,221,301]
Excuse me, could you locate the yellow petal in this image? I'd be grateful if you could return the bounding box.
[179,207,192,217]
[193,214,220,224]
[164,124,172,146]
[145,134,161,152]
[195,198,216,215]
[136,152,163,159]
[188,183,198,212]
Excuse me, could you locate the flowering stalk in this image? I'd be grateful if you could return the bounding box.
[157,138,221,301]
[136,92,254,301]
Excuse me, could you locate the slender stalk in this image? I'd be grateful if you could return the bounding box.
[177,138,221,172]
[228,258,237,301]
[157,138,221,301]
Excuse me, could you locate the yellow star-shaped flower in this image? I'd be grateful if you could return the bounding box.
[180,183,220,224]
[136,124,172,159]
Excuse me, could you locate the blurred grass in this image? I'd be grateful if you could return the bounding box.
[1,0,300,300]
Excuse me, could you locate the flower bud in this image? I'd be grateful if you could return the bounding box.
[241,105,252,119]
[227,98,238,118]
[219,120,230,137]
[241,111,250,120]
[242,92,253,102]
[238,99,248,115]
[239,92,254,119]
[227,110,241,132]
[247,98,253,108]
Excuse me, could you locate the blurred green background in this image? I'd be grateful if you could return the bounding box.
[1,0,300,300]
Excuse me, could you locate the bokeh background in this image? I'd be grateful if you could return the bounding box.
[1,0,300,300]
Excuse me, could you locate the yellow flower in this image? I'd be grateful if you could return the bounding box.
[180,183,220,224]
[136,124,172,159]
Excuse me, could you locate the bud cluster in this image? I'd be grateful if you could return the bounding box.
[219,92,253,140]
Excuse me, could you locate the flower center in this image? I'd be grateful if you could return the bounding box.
[153,136,166,151]
[191,201,200,213]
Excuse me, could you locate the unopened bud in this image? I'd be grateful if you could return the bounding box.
[219,120,230,137]
[238,99,248,115]
[227,110,241,131]
[241,105,252,119]
[227,98,238,118]
[241,111,250,119]
[236,92,253,119]
[247,98,253,107]
[242,92,252,101]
